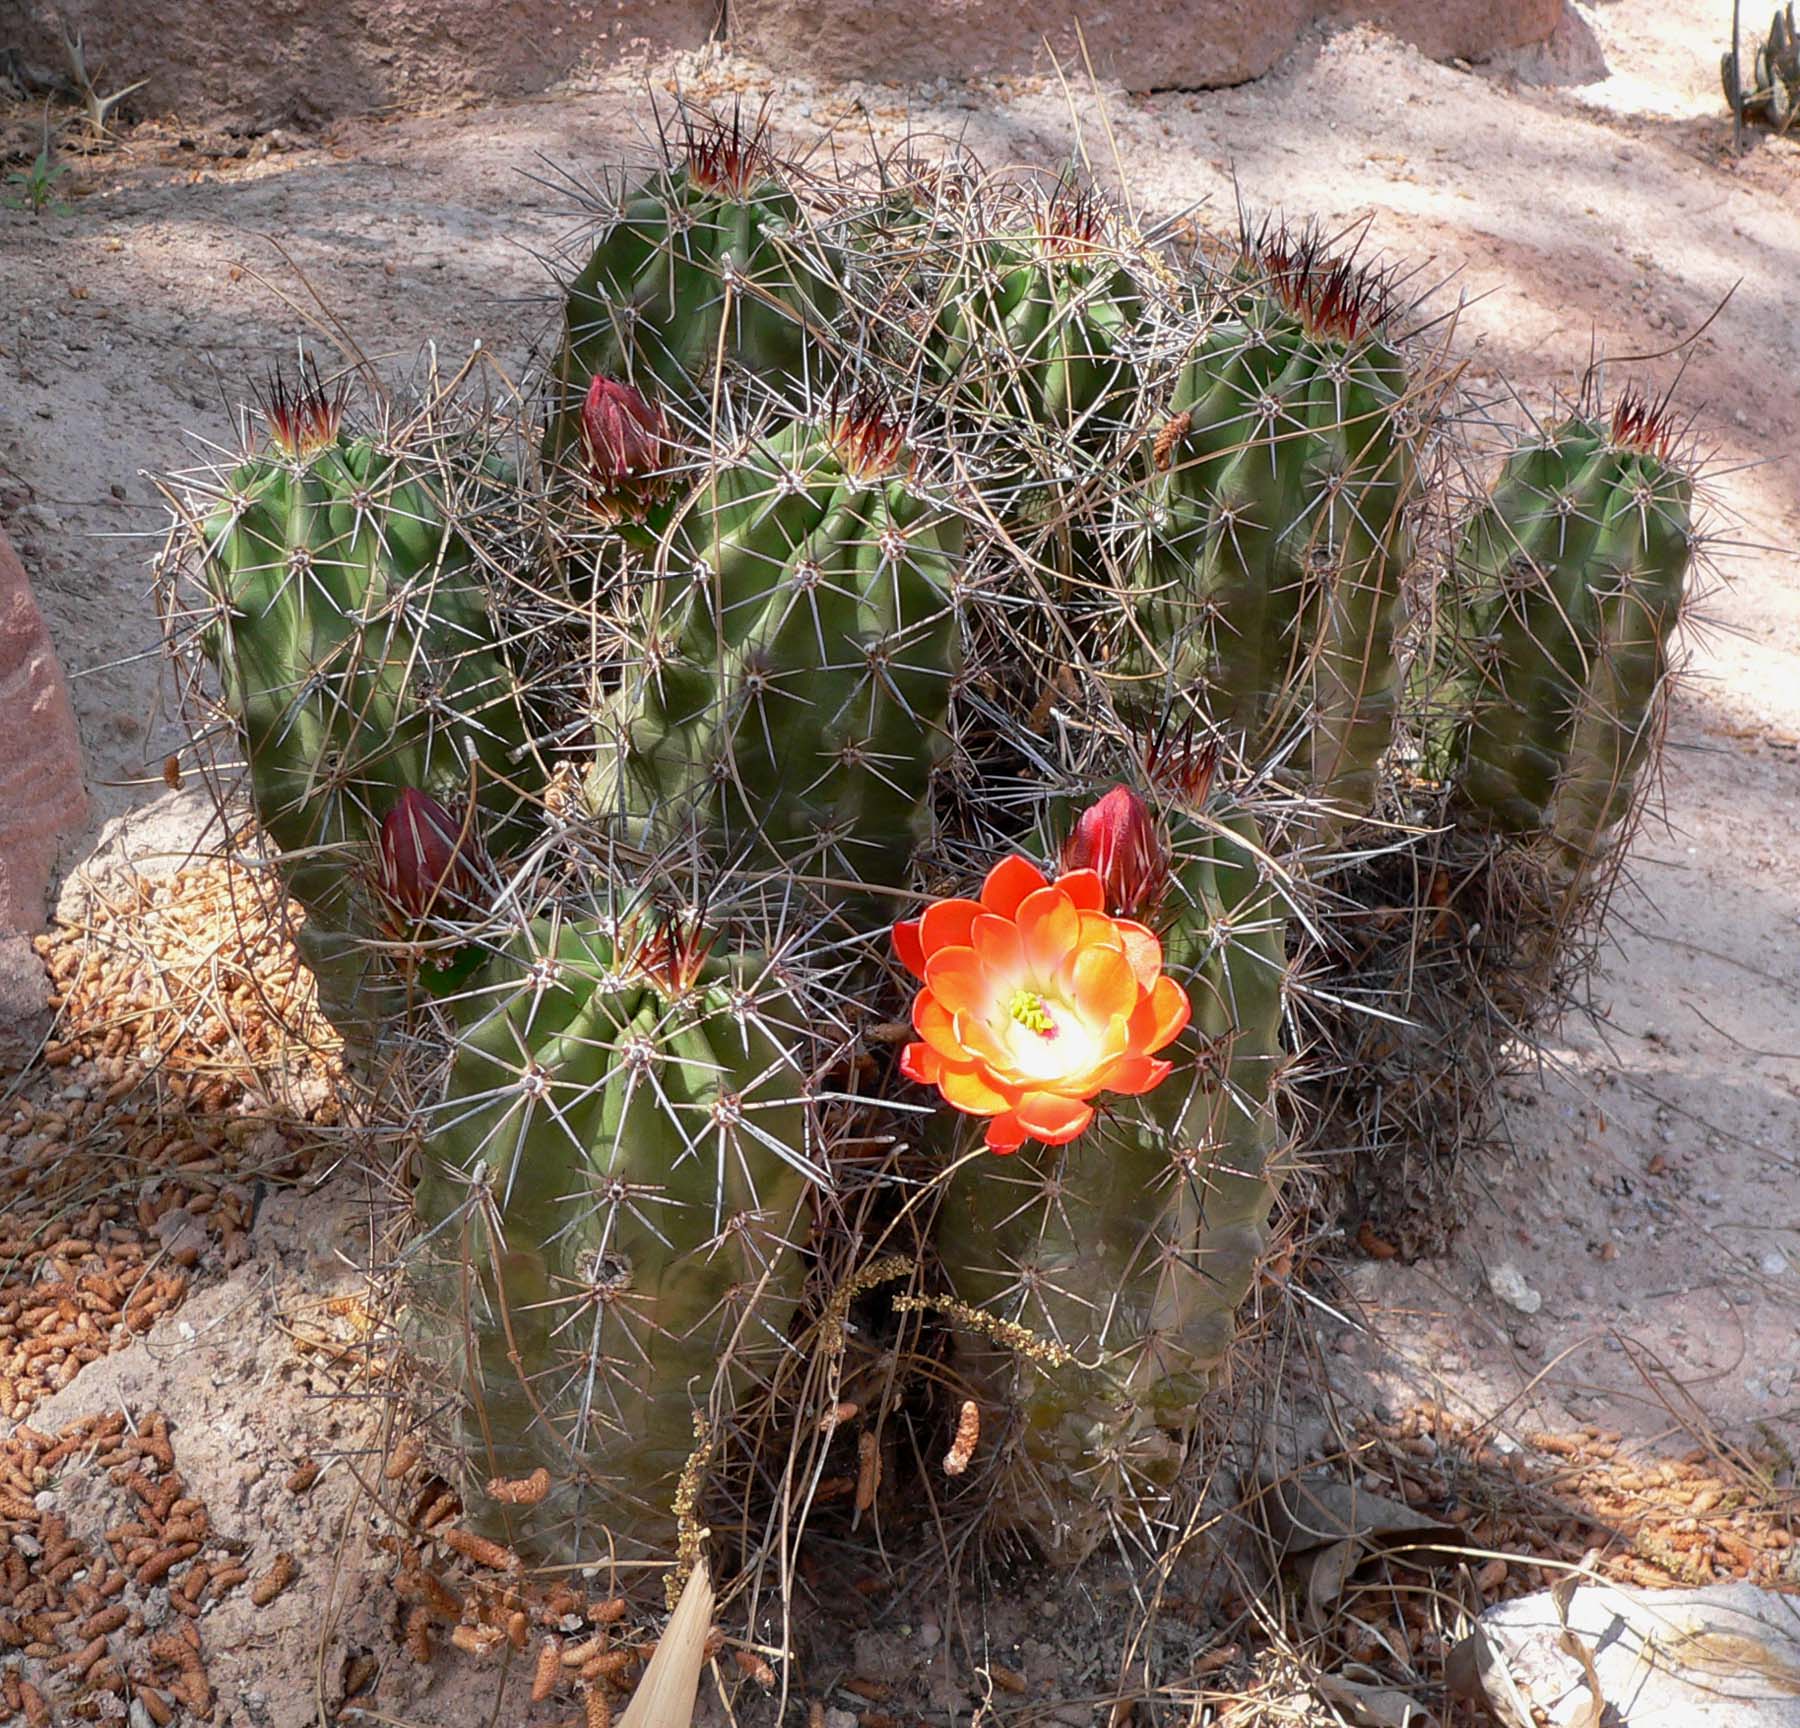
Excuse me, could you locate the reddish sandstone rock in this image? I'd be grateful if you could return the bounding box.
[0,527,87,934]
[730,0,1563,90]
[9,0,1561,123]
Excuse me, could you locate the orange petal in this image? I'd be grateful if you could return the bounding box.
[913,993,967,1061]
[1129,974,1191,1053]
[1059,867,1104,912]
[981,854,1048,919]
[970,912,1024,979]
[1073,942,1136,1025]
[939,1063,1015,1117]
[893,919,926,978]
[923,947,990,1017]
[1114,919,1164,990]
[1013,1092,1095,1145]
[984,1112,1027,1153]
[1100,1053,1172,1096]
[899,1041,943,1085]
[952,1008,1007,1066]
[920,896,983,960]
[1018,885,1081,976]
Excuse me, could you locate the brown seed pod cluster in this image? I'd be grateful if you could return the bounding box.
[0,1408,269,1724]
[942,1400,981,1477]
[3,861,339,1424]
[381,1450,654,1707]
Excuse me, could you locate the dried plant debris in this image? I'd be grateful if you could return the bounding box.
[2,859,341,1421]
[0,1409,261,1725]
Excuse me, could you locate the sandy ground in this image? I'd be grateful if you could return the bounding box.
[2,0,1797,1718]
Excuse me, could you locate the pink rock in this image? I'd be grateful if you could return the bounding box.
[10,0,1559,123]
[0,527,87,934]
[9,0,714,127]
[731,0,1563,89]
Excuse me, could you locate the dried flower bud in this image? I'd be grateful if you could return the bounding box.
[378,789,479,923]
[1059,785,1168,920]
[580,375,666,517]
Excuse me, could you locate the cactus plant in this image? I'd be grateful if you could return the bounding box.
[1111,223,1418,821]
[586,389,965,894]
[184,370,539,1036]
[1436,388,1693,870]
[921,780,1289,1561]
[934,181,1143,440]
[409,900,826,1565]
[544,109,843,468]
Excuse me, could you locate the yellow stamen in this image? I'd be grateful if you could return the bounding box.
[1008,988,1055,1036]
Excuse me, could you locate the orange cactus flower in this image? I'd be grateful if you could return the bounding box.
[893,854,1190,1153]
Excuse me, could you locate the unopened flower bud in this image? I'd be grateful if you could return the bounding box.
[1059,785,1168,920]
[579,375,666,516]
[378,789,479,922]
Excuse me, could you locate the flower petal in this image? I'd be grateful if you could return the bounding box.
[981,854,1048,918]
[1129,975,1191,1053]
[952,1008,1008,1066]
[1114,919,1164,990]
[970,912,1024,979]
[1101,1054,1172,1096]
[920,896,983,960]
[1059,867,1104,912]
[913,992,966,1060]
[1013,1092,1095,1144]
[939,1063,1015,1117]
[923,947,989,1017]
[899,1041,943,1084]
[1018,885,1081,976]
[893,919,926,978]
[984,1112,1027,1153]
[1073,942,1137,1025]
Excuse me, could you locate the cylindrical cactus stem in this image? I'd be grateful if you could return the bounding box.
[1114,221,1418,822]
[1444,387,1694,869]
[544,107,843,465]
[409,904,824,1567]
[182,367,540,1037]
[587,386,965,895]
[926,784,1290,1562]
[936,180,1143,439]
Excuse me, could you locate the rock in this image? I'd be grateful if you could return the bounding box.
[1448,1582,1800,1726]
[9,0,715,126]
[11,0,1561,124]
[0,526,87,932]
[731,0,1563,91]
[1488,1262,1543,1314]
[0,933,53,1085]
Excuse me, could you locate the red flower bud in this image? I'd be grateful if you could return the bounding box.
[1059,785,1168,920]
[579,375,666,517]
[378,789,480,923]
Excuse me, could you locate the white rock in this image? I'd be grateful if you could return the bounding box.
[1489,1262,1543,1315]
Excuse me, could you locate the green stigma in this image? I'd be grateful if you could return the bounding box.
[1008,988,1055,1035]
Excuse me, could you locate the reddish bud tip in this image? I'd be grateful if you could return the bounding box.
[378,789,481,923]
[683,107,770,197]
[579,375,667,516]
[1608,385,1679,461]
[1060,785,1169,920]
[258,361,348,459]
[829,382,909,480]
[628,911,715,996]
[1242,216,1392,345]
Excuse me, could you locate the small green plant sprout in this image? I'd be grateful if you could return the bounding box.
[4,108,69,216]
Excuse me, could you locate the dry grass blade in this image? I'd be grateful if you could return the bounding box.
[617,1561,714,1728]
